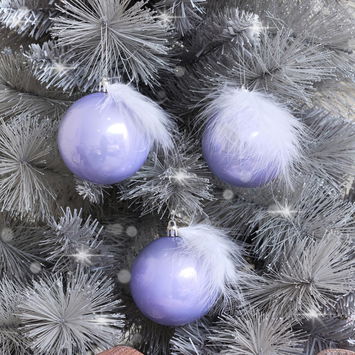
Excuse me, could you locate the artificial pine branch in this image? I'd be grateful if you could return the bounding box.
[0,52,71,118]
[52,0,173,90]
[0,216,44,281]
[0,0,59,40]
[25,40,86,93]
[0,116,75,221]
[19,268,124,355]
[251,181,355,262]
[301,108,355,187]
[209,308,305,355]
[155,0,206,35]
[42,208,103,272]
[120,136,214,221]
[0,278,27,354]
[248,235,355,319]
[75,178,110,204]
[0,0,352,353]
[170,318,215,355]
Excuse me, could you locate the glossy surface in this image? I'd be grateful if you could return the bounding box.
[58,92,150,184]
[130,237,216,326]
[202,127,278,188]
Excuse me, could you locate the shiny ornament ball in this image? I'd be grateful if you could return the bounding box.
[58,92,150,184]
[130,237,217,326]
[201,88,303,188]
[202,127,278,187]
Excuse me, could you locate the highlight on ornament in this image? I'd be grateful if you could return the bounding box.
[58,83,174,185]
[130,221,244,326]
[201,87,304,187]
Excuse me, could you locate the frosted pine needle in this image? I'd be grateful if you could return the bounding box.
[243,0,354,48]
[75,178,109,205]
[304,292,355,346]
[19,269,124,355]
[155,0,206,35]
[248,235,355,319]
[0,278,26,355]
[120,138,214,221]
[170,319,215,355]
[0,219,43,281]
[209,309,304,355]
[252,180,355,261]
[0,0,58,39]
[301,108,355,189]
[25,41,83,93]
[226,29,334,105]
[0,116,64,221]
[189,7,262,60]
[0,52,71,118]
[303,313,355,354]
[52,0,172,90]
[43,208,103,271]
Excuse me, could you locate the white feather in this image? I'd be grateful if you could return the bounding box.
[178,223,244,305]
[106,83,174,152]
[201,86,305,184]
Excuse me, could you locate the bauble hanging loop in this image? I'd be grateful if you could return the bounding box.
[167,219,178,237]
[58,83,174,185]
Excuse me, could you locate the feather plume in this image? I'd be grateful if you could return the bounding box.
[107,83,174,153]
[200,87,306,186]
[178,223,246,305]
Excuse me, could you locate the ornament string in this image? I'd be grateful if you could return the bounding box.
[100,18,109,92]
[240,32,246,89]
[100,17,124,91]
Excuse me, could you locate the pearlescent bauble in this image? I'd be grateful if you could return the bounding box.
[130,237,217,326]
[58,92,150,184]
[201,88,303,188]
[202,127,278,187]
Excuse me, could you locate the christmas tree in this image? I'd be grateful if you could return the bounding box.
[0,0,354,354]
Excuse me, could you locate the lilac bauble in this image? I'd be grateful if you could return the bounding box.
[202,127,278,188]
[130,237,217,326]
[200,88,303,188]
[58,92,150,184]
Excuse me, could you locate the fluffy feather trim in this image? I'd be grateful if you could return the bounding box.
[107,83,174,152]
[200,87,306,185]
[178,223,244,305]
